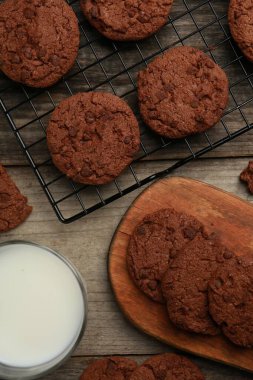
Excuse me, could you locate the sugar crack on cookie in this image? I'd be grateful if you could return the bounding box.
[127,208,204,303]
[138,46,228,139]
[129,353,205,380]
[162,234,234,335]
[0,0,80,88]
[47,92,140,185]
[228,0,253,63]
[80,357,138,380]
[208,254,253,348]
[80,0,174,41]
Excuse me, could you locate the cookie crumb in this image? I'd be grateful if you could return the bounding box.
[240,161,253,194]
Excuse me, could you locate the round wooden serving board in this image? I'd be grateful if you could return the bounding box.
[108,177,253,373]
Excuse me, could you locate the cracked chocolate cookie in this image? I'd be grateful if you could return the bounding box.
[80,0,174,41]
[129,353,205,380]
[0,0,79,88]
[138,46,229,139]
[0,164,32,232]
[80,357,138,380]
[47,92,140,185]
[208,254,253,348]
[228,0,253,63]
[162,234,234,335]
[240,161,253,194]
[127,208,205,303]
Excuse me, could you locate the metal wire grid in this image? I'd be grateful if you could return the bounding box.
[0,0,253,223]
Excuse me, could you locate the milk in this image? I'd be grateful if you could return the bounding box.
[0,242,86,370]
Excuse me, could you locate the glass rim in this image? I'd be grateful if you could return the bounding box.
[0,240,88,375]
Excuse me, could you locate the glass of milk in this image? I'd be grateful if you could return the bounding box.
[0,241,87,379]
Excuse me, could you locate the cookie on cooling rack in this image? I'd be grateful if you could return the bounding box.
[240,161,253,194]
[129,353,205,380]
[80,356,138,380]
[127,208,205,303]
[162,234,234,335]
[47,92,140,185]
[80,0,174,41]
[228,0,253,63]
[138,46,229,139]
[0,164,32,232]
[208,254,253,348]
[0,0,79,88]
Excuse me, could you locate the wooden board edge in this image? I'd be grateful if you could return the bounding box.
[107,176,253,373]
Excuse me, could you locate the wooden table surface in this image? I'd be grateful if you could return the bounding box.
[1,0,253,378]
[1,106,253,379]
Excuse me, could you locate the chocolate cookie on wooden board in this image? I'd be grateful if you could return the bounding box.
[129,353,205,380]
[228,0,253,63]
[127,208,205,303]
[80,357,138,380]
[240,161,253,194]
[208,254,253,348]
[0,164,32,232]
[47,92,140,185]
[80,0,174,41]
[162,234,234,335]
[138,46,229,139]
[0,0,79,88]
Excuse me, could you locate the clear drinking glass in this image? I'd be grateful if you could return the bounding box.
[0,241,88,380]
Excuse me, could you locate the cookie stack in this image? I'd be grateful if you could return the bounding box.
[79,353,205,380]
[127,208,253,348]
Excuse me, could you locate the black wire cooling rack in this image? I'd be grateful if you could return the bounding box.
[1,0,253,223]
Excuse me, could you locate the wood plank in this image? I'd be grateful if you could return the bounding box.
[40,355,253,380]
[0,159,251,356]
[1,107,253,166]
[109,177,253,372]
[1,0,253,165]
[0,0,253,378]
[0,161,253,378]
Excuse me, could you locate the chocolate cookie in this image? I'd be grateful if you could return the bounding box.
[47,92,140,185]
[240,161,253,193]
[228,0,253,63]
[80,357,138,380]
[129,353,205,380]
[0,164,32,232]
[162,234,234,335]
[80,0,174,41]
[208,254,253,348]
[0,0,79,88]
[138,46,229,139]
[127,208,205,303]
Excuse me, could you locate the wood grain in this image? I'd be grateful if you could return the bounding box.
[0,163,253,379]
[40,355,253,380]
[1,0,253,371]
[0,0,253,377]
[109,177,253,372]
[1,0,253,166]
